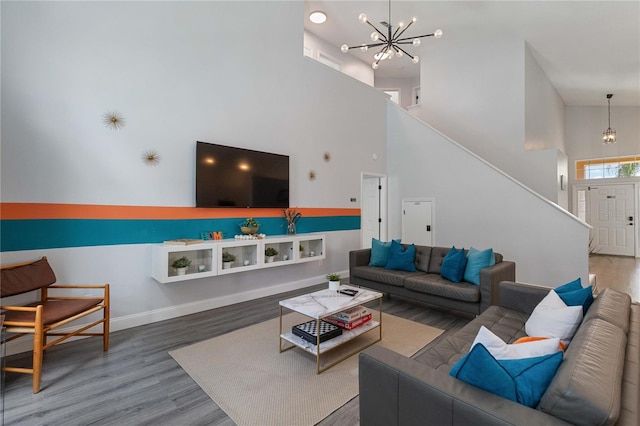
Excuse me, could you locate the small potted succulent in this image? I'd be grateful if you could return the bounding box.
[327,272,341,291]
[171,256,192,276]
[240,217,260,235]
[265,247,278,263]
[222,252,236,269]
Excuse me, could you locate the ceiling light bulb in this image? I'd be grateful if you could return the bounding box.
[434,29,443,38]
[341,44,349,53]
[372,62,379,70]
[412,56,420,64]
[396,50,403,57]
[360,44,369,52]
[309,11,327,24]
[358,13,367,23]
[371,32,379,41]
[398,22,404,28]
[411,17,417,23]
[387,50,394,59]
[412,38,421,47]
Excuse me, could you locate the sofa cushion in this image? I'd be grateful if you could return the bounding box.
[369,238,401,267]
[525,290,583,344]
[463,247,494,285]
[415,306,529,372]
[385,241,417,272]
[472,326,561,360]
[440,247,467,283]
[427,246,450,275]
[556,285,594,314]
[554,277,582,293]
[539,318,627,426]
[350,265,424,287]
[405,274,480,303]
[583,288,631,333]
[450,343,563,408]
[414,245,432,273]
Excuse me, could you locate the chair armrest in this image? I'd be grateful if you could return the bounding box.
[498,281,550,314]
[48,284,109,289]
[0,305,39,312]
[359,345,571,426]
[478,261,515,313]
[349,249,371,283]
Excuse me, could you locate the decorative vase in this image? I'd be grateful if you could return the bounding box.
[328,280,340,291]
[287,222,296,235]
[223,261,232,269]
[266,256,274,263]
[176,267,187,276]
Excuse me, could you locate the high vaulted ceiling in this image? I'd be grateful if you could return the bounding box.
[304,1,640,106]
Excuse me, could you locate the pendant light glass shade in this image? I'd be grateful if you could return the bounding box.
[603,94,616,144]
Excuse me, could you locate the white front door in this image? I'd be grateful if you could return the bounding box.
[589,184,635,256]
[402,199,434,246]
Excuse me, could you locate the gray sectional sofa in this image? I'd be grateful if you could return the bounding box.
[349,245,516,315]
[359,282,640,426]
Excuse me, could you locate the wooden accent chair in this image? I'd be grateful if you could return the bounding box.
[0,256,110,393]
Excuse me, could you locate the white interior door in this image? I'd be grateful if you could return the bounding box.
[402,199,433,246]
[589,184,635,256]
[361,174,387,248]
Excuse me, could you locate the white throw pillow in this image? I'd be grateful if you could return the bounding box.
[525,290,583,344]
[471,326,561,360]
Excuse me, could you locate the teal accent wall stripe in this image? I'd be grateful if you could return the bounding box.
[0,216,361,252]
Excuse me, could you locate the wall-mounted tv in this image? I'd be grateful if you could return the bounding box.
[196,141,289,208]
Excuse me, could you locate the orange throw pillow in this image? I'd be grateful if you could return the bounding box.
[514,336,566,351]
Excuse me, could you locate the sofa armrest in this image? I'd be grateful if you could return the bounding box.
[349,249,371,283]
[498,281,551,314]
[359,345,571,426]
[479,261,515,313]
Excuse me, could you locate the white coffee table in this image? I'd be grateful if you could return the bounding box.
[279,284,383,373]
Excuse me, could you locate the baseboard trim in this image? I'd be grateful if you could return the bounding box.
[5,271,349,356]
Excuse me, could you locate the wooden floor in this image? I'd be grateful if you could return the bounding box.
[589,254,640,302]
[2,283,470,426]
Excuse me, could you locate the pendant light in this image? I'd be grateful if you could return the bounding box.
[603,94,616,144]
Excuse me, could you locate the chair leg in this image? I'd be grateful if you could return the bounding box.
[33,306,44,393]
[103,284,110,351]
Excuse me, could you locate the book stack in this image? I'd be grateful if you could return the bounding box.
[324,305,372,330]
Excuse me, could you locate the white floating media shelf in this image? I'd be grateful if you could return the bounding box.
[151,233,325,283]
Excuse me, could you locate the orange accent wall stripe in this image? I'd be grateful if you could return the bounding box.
[0,203,360,220]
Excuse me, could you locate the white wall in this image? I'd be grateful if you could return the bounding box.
[1,1,388,353]
[304,30,373,87]
[387,103,590,286]
[565,106,640,189]
[375,76,420,109]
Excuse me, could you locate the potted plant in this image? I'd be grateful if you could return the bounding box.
[222,252,236,269]
[171,256,192,276]
[327,272,341,291]
[265,247,278,263]
[240,217,260,235]
[299,244,305,258]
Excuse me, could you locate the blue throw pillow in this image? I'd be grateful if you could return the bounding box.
[450,344,563,408]
[556,286,594,314]
[440,246,467,283]
[555,278,582,294]
[384,240,416,272]
[369,238,401,267]
[463,247,494,285]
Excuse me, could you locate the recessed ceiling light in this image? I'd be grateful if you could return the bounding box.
[309,11,327,24]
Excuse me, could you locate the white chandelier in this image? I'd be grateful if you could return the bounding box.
[340,0,442,70]
[603,94,616,144]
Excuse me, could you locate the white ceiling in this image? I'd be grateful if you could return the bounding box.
[304,1,640,106]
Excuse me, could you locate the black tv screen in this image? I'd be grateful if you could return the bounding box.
[196,141,289,208]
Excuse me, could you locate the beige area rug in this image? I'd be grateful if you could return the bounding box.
[169,312,442,426]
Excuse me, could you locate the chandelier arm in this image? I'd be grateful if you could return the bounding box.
[344,42,387,50]
[365,20,388,42]
[394,45,415,59]
[396,33,435,42]
[394,20,415,40]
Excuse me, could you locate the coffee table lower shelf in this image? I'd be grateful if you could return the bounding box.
[280,320,381,373]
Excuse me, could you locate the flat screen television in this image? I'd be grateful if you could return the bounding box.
[196,141,289,208]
